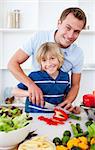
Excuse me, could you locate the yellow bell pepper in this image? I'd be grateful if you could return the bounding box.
[67,137,80,149]
[78,142,89,150]
[56,145,68,150]
[90,138,95,145]
[78,136,88,144]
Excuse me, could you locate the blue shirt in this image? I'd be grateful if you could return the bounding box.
[17,70,70,113]
[21,30,84,73]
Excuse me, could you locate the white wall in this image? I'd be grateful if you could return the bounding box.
[39,0,78,30]
[73,70,95,106]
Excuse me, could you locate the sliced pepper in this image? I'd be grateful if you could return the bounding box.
[38,116,64,125]
[53,108,68,121]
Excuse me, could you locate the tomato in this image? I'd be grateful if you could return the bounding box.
[83,94,95,107]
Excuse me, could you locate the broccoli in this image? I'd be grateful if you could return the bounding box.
[63,130,71,137]
[62,135,70,145]
[53,137,62,146]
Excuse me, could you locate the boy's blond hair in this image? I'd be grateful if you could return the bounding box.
[36,42,64,69]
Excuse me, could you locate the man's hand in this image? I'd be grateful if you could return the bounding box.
[58,73,81,112]
[28,83,44,107]
[58,100,74,112]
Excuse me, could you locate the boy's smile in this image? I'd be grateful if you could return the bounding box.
[41,52,60,79]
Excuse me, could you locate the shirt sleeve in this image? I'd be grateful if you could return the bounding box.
[20,32,39,56]
[72,48,84,73]
[17,83,28,90]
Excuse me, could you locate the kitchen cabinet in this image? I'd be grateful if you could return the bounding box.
[0,0,95,102]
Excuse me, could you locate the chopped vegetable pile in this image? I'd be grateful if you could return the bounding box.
[53,119,95,150]
[38,107,81,126]
[0,106,32,132]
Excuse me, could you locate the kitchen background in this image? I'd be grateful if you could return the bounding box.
[0,0,95,105]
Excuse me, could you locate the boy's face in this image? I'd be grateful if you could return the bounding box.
[55,13,84,48]
[41,52,60,78]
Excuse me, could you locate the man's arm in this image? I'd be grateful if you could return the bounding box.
[12,87,29,97]
[58,73,81,110]
[8,49,44,106]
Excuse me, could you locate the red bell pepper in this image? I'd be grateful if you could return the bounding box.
[53,108,68,121]
[83,94,95,107]
[93,90,95,96]
[38,116,64,125]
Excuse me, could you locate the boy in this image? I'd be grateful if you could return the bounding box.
[12,42,70,112]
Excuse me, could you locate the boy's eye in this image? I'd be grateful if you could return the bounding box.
[51,57,55,60]
[41,58,46,62]
[51,58,54,60]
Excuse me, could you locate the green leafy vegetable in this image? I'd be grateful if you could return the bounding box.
[0,106,32,132]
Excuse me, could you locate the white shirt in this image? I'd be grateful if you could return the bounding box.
[21,30,84,73]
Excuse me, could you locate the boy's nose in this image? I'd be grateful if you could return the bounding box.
[46,59,50,64]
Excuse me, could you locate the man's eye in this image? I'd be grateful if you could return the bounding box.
[66,26,71,30]
[75,30,80,34]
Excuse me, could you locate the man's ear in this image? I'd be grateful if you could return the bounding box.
[57,19,62,28]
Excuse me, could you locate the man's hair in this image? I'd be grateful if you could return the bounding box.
[36,42,64,69]
[60,7,87,29]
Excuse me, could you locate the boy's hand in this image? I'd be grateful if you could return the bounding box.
[28,83,44,107]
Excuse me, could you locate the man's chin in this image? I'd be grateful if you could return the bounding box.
[59,43,71,48]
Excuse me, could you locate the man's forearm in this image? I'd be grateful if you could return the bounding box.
[65,84,80,103]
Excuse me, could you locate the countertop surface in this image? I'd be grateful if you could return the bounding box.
[29,109,88,140]
[12,109,88,150]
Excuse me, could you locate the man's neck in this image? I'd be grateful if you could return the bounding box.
[54,30,71,49]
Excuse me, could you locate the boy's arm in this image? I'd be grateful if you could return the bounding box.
[8,49,44,106]
[12,87,29,97]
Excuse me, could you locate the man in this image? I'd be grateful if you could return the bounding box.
[8,7,86,111]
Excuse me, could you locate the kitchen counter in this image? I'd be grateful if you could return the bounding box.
[29,109,88,140]
[12,109,88,150]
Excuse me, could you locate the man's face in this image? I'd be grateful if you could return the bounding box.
[55,13,84,48]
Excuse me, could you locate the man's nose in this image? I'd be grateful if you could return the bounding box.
[68,30,74,39]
